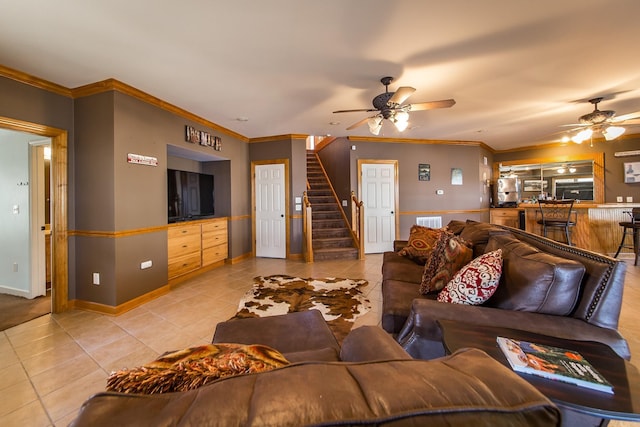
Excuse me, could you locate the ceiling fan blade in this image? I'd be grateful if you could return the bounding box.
[346,116,371,130]
[388,86,416,105]
[613,111,640,122]
[408,99,456,111]
[333,108,377,114]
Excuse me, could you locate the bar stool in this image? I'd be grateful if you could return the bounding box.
[536,199,576,245]
[614,208,640,266]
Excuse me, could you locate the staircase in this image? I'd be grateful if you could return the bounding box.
[306,151,359,261]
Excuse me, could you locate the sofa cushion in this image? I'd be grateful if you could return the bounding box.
[382,251,425,284]
[460,220,507,257]
[445,219,467,235]
[398,225,447,265]
[420,234,473,294]
[484,233,585,315]
[437,249,502,305]
[106,344,289,394]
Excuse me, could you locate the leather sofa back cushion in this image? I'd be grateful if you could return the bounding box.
[459,220,508,257]
[484,233,585,315]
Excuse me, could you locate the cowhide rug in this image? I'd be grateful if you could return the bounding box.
[233,275,371,342]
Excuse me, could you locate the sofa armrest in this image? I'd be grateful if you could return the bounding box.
[340,326,412,362]
[397,299,631,360]
[393,240,408,252]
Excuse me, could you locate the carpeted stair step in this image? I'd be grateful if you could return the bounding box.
[308,196,338,205]
[313,247,359,261]
[313,227,352,239]
[312,211,343,220]
[312,219,345,229]
[310,203,341,212]
[313,237,355,249]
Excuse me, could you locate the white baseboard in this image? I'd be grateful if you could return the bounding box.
[0,285,31,299]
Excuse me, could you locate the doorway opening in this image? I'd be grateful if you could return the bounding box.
[0,116,69,314]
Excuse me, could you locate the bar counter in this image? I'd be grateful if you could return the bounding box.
[515,203,640,256]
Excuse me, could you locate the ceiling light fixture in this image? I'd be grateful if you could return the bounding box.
[392,111,409,132]
[571,128,592,144]
[569,166,577,173]
[602,125,625,141]
[368,116,382,135]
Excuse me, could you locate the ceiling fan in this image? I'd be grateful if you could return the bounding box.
[332,77,455,135]
[564,97,640,145]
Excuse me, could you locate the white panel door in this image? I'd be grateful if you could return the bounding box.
[361,163,396,253]
[255,163,286,258]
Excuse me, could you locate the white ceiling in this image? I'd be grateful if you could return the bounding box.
[2,0,640,151]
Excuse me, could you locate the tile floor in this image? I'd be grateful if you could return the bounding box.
[0,254,638,426]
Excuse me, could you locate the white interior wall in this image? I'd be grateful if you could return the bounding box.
[0,129,34,297]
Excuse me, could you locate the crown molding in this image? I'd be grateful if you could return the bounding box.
[0,64,72,97]
[72,79,249,142]
[249,134,309,143]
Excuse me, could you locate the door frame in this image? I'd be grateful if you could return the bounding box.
[0,116,68,313]
[251,159,290,258]
[357,159,400,250]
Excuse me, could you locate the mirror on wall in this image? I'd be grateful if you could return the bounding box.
[493,153,604,204]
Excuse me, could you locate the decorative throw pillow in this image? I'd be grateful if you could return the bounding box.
[437,249,503,305]
[420,234,473,294]
[398,225,446,265]
[106,343,289,394]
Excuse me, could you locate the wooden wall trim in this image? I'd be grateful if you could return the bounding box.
[248,134,308,143]
[401,209,489,215]
[71,79,249,142]
[0,64,72,97]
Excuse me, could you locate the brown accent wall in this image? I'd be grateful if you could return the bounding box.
[73,90,251,306]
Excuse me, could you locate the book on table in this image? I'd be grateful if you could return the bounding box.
[496,336,613,394]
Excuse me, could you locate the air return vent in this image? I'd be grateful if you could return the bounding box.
[416,216,442,229]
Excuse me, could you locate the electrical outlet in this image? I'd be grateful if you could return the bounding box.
[627,197,634,203]
[617,196,623,203]
[92,272,100,285]
[436,190,444,195]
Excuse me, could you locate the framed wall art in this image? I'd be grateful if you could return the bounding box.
[418,164,430,181]
[451,168,463,185]
[624,162,640,183]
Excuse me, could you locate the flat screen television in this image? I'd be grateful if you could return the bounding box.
[167,169,214,223]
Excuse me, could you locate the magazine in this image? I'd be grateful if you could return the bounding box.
[496,336,613,394]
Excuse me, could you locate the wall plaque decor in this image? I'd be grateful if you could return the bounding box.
[185,125,222,151]
[127,153,158,166]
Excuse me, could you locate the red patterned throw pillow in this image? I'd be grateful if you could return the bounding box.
[437,249,503,305]
[420,234,473,294]
[398,225,446,265]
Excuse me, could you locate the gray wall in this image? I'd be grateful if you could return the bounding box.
[319,138,493,240]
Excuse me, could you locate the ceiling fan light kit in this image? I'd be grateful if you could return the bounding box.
[566,97,635,145]
[333,77,455,135]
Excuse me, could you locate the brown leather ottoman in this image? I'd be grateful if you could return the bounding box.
[212,310,341,362]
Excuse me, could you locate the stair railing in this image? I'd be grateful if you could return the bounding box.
[302,191,313,263]
[351,191,365,260]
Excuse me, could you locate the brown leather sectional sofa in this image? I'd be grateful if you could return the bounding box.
[382,220,630,360]
[71,313,560,426]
